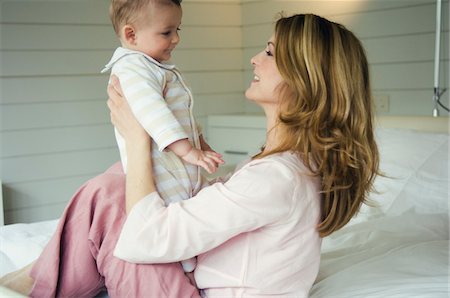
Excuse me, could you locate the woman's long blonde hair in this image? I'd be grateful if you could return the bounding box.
[262,14,380,237]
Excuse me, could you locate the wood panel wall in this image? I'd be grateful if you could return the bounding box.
[241,0,449,116]
[0,0,242,223]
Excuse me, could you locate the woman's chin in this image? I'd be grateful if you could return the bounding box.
[244,89,254,101]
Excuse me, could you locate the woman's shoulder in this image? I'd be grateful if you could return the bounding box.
[226,152,315,193]
[222,152,319,209]
[246,151,312,177]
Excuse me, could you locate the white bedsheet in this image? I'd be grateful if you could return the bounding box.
[1,213,447,297]
[0,220,57,277]
[0,128,448,297]
[310,212,449,297]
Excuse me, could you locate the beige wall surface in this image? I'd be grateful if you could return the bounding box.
[0,0,243,223]
[242,0,449,115]
[0,0,448,223]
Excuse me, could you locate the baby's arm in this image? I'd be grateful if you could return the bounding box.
[167,139,224,174]
[199,134,213,151]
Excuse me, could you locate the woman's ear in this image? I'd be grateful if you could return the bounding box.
[122,25,137,45]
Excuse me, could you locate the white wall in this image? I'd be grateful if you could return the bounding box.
[1,0,118,223]
[1,0,448,224]
[0,0,243,223]
[241,0,449,116]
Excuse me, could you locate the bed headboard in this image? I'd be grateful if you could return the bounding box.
[376,116,449,134]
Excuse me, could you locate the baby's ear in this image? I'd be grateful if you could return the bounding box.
[122,25,137,45]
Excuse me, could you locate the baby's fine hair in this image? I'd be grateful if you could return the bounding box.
[109,0,182,35]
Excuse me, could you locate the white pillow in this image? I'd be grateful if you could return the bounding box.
[350,127,449,224]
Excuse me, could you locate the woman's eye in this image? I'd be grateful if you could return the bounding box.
[265,50,273,56]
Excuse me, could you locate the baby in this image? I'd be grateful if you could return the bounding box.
[102,0,223,274]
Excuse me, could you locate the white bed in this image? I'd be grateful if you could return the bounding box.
[0,116,448,297]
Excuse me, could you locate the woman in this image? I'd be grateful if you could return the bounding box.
[0,13,379,297]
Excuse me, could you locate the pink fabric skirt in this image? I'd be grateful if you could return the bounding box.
[29,162,200,298]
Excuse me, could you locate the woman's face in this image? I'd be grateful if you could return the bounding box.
[245,35,284,107]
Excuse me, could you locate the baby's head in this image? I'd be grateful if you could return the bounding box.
[109,0,182,62]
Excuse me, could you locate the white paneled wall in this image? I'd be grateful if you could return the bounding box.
[242,0,449,116]
[0,180,4,225]
[0,0,243,224]
[173,0,244,122]
[0,0,117,224]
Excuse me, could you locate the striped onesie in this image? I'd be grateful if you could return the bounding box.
[102,47,203,203]
[102,48,203,271]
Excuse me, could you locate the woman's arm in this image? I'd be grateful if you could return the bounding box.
[113,158,295,263]
[107,75,156,214]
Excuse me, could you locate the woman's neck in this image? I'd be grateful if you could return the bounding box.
[262,106,281,153]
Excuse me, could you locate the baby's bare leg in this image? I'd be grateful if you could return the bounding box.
[0,262,35,295]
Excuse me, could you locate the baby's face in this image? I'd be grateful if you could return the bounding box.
[134,3,182,62]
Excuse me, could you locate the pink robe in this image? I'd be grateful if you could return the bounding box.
[30,162,199,298]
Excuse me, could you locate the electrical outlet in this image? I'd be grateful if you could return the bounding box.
[374,95,389,113]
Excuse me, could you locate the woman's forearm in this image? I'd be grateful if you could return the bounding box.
[125,137,156,214]
[106,74,157,214]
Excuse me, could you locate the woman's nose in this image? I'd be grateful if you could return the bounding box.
[250,51,263,66]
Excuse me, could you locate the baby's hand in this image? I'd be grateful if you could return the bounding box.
[182,148,224,174]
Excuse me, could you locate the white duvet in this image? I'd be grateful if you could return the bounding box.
[1,128,448,297]
[311,212,448,297]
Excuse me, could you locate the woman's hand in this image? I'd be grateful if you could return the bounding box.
[107,75,155,213]
[107,75,148,145]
